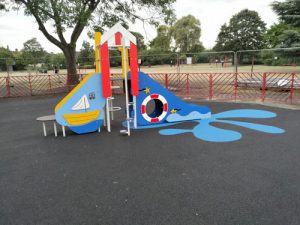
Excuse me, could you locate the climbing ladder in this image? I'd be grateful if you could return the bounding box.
[95,23,139,136]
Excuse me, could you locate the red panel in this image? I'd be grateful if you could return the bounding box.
[151,94,159,99]
[115,32,122,45]
[130,42,139,96]
[163,103,168,112]
[141,105,146,114]
[151,118,159,123]
[100,42,111,98]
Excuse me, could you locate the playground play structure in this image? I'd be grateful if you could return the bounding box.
[54,23,211,136]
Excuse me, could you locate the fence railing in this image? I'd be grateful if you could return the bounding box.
[0,72,299,105]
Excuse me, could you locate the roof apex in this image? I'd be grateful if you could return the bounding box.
[100,23,137,45]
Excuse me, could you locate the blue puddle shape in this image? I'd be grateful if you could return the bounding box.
[158,109,285,143]
[214,120,285,134]
[212,109,277,119]
[159,122,242,142]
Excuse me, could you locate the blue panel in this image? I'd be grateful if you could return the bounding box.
[134,72,211,126]
[70,120,103,134]
[55,73,105,134]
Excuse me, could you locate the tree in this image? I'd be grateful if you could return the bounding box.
[277,30,300,48]
[0,47,14,71]
[21,38,45,70]
[264,23,300,48]
[269,0,300,49]
[213,23,231,51]
[48,53,66,69]
[78,41,94,65]
[214,9,267,51]
[170,15,203,53]
[150,25,172,51]
[12,50,27,71]
[3,0,175,84]
[131,32,146,51]
[272,0,300,28]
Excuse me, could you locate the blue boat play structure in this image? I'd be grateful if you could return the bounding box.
[54,23,284,142]
[55,70,212,134]
[55,23,212,135]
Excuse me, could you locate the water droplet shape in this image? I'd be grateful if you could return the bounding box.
[214,119,285,134]
[158,109,285,142]
[213,109,277,119]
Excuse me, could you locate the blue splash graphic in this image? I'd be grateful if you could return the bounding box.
[159,109,285,142]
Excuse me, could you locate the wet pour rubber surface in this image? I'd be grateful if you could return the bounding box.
[0,95,300,225]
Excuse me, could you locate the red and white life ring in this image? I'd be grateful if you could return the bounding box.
[141,94,168,123]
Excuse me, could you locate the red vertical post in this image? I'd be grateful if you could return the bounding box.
[6,77,10,97]
[130,42,139,96]
[100,42,112,98]
[28,75,33,96]
[186,73,190,98]
[115,32,122,45]
[165,74,169,89]
[261,72,267,102]
[289,73,295,104]
[209,73,213,100]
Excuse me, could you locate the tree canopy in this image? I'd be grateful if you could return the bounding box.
[277,30,300,48]
[268,0,300,49]
[170,15,203,53]
[214,9,267,51]
[21,38,45,67]
[1,0,175,83]
[272,0,300,28]
[131,31,147,51]
[77,41,94,65]
[150,25,172,51]
[0,47,14,71]
[264,23,300,48]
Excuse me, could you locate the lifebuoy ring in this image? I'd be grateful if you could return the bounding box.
[141,94,168,123]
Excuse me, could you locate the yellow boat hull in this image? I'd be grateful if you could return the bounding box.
[63,110,100,126]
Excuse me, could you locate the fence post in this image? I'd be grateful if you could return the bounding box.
[165,74,168,89]
[261,72,266,102]
[48,74,52,93]
[234,52,238,73]
[6,77,10,97]
[234,72,238,101]
[289,73,295,104]
[186,73,190,98]
[209,73,213,100]
[28,75,33,96]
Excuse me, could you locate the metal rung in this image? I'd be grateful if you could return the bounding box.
[109,106,122,112]
[120,130,129,135]
[128,102,134,106]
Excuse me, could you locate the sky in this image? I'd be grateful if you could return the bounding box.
[0,0,282,53]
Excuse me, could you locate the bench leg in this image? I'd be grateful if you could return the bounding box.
[53,122,57,137]
[62,126,66,137]
[42,122,47,137]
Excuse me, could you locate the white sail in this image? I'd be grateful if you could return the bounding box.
[72,95,90,110]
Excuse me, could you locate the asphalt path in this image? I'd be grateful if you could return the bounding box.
[0,95,299,225]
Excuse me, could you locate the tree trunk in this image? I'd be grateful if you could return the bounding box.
[63,44,79,85]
